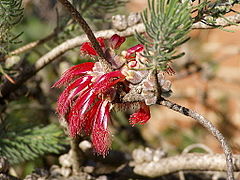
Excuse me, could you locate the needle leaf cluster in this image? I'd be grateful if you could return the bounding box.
[0,124,67,164]
[0,0,24,55]
[136,0,192,71]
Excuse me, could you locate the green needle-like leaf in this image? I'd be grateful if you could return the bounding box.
[136,0,192,71]
[0,124,68,165]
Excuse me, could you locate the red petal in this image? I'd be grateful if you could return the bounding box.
[67,87,94,136]
[69,99,112,155]
[67,96,84,137]
[80,37,105,56]
[91,100,111,156]
[83,100,102,135]
[92,71,125,94]
[125,44,144,59]
[91,126,111,156]
[80,42,97,55]
[77,88,97,116]
[67,109,81,137]
[56,76,92,116]
[94,100,110,127]
[82,99,109,135]
[129,103,151,125]
[101,102,111,130]
[97,37,105,48]
[109,34,126,49]
[52,62,94,88]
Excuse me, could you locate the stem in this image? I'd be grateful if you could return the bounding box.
[157,98,234,180]
[70,136,85,174]
[57,0,106,61]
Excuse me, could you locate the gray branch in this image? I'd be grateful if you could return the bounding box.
[133,153,240,178]
[157,98,234,180]
[193,14,240,29]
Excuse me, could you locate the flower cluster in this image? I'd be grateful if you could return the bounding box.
[53,34,172,156]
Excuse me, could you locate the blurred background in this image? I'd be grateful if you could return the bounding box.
[1,0,240,178]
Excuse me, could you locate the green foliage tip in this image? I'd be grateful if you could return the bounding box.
[136,0,193,71]
[0,124,68,165]
[0,0,24,54]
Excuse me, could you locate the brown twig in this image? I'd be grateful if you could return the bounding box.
[157,98,234,180]
[133,153,240,178]
[30,13,240,72]
[57,0,106,61]
[0,9,64,63]
[8,32,58,58]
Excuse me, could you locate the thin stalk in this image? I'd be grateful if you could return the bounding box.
[157,97,234,180]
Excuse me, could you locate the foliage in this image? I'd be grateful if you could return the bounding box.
[0,0,23,55]
[136,0,192,71]
[193,0,240,27]
[0,124,67,165]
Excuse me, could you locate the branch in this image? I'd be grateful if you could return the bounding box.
[192,14,240,29]
[0,30,60,62]
[157,98,234,180]
[133,153,240,178]
[1,12,238,63]
[70,136,85,174]
[8,13,240,60]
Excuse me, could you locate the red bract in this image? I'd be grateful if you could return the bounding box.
[80,42,97,55]
[52,62,94,88]
[129,103,151,125]
[125,44,144,59]
[109,34,126,49]
[53,34,152,156]
[80,37,105,55]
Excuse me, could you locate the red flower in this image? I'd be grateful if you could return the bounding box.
[53,34,153,156]
[53,64,125,155]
